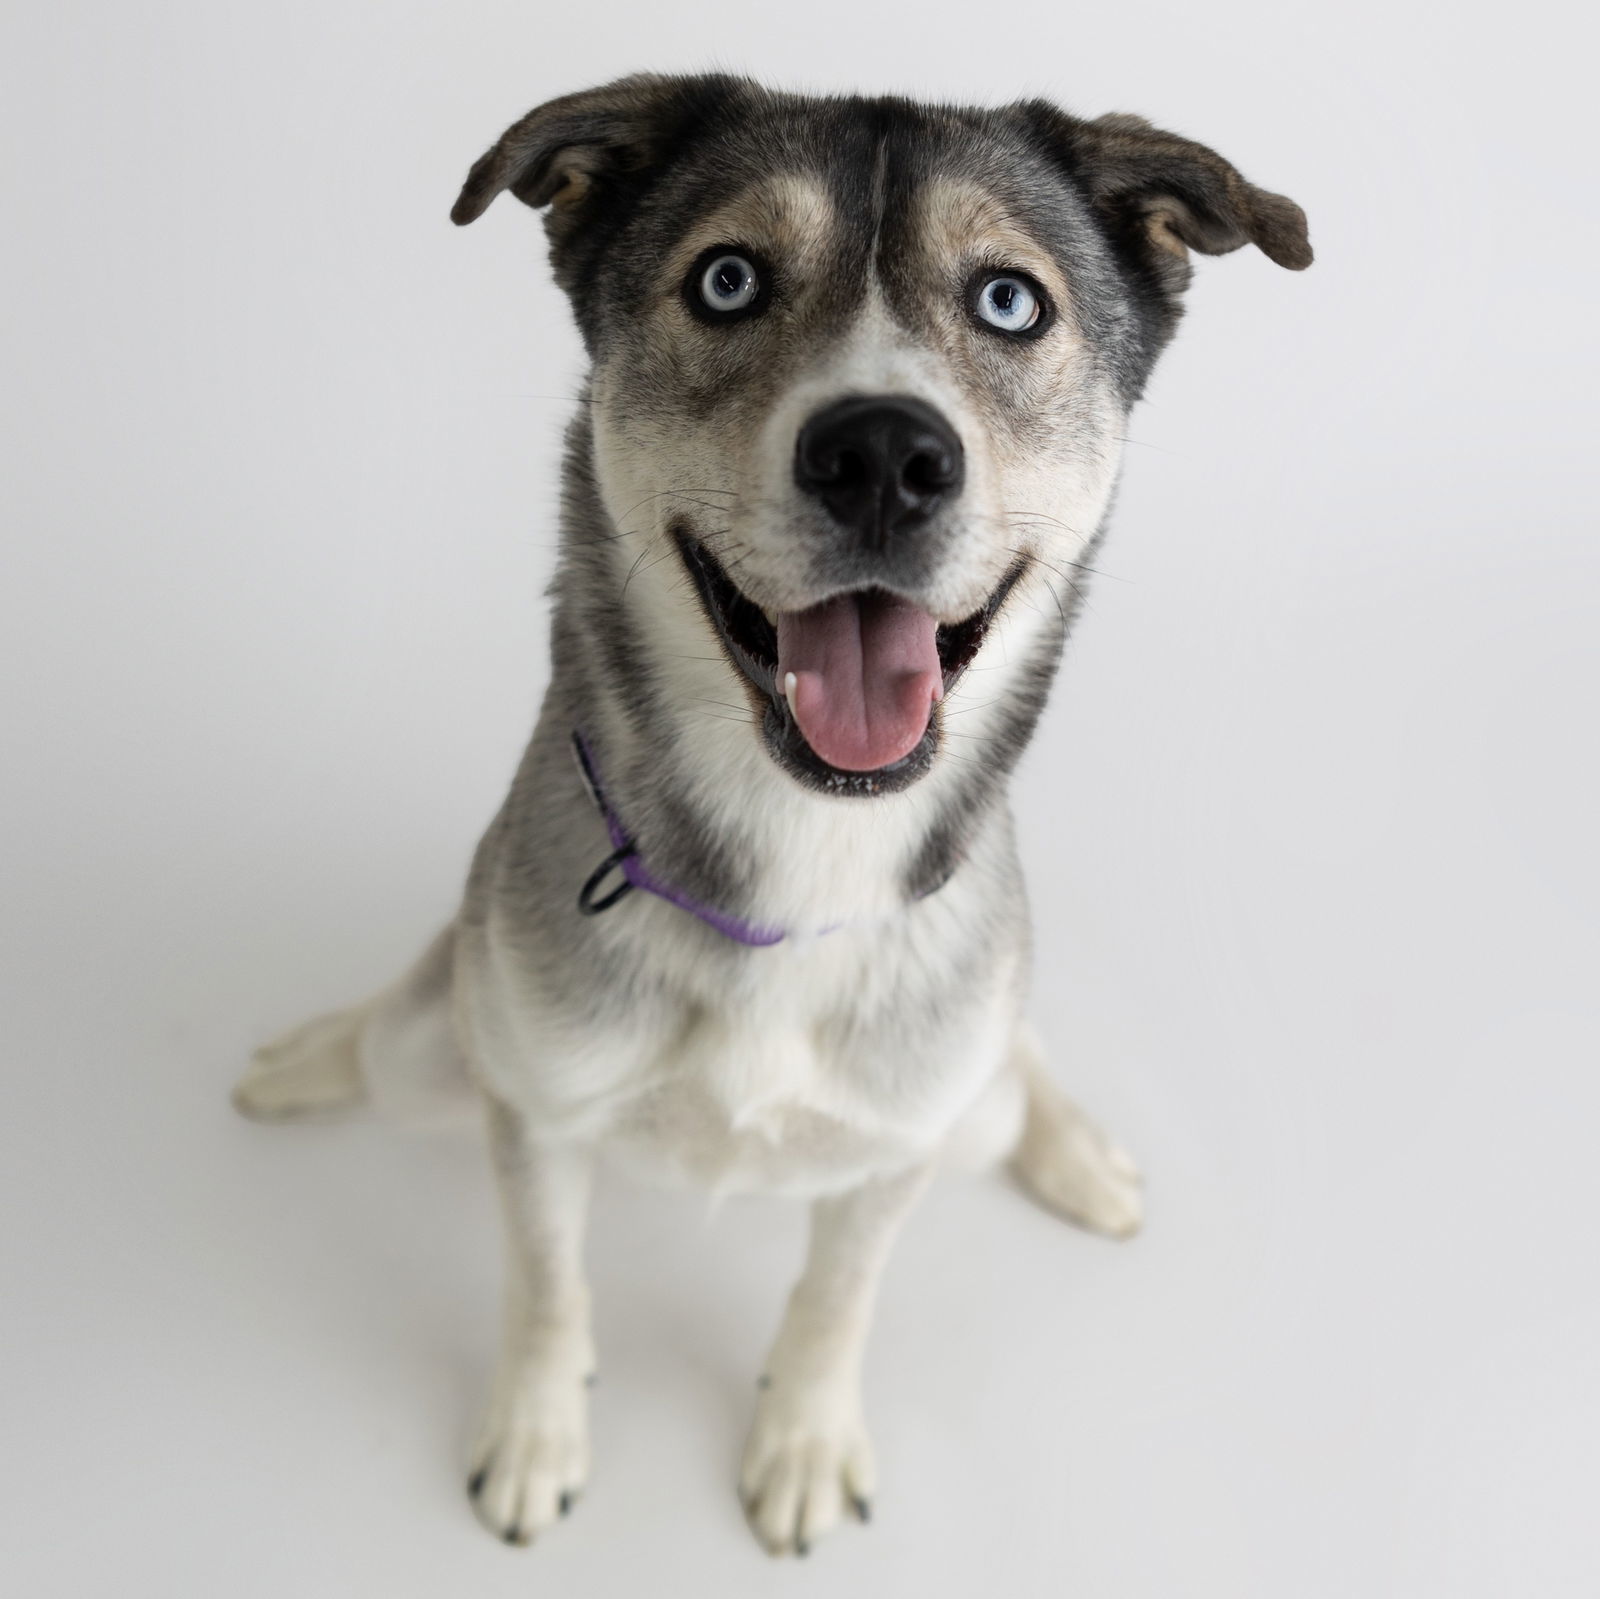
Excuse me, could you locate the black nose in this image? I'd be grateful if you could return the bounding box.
[794,395,964,543]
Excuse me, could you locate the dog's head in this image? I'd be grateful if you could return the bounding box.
[455,76,1309,796]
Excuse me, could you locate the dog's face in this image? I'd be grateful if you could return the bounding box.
[455,77,1309,795]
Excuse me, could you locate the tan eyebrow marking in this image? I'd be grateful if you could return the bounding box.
[665,174,837,286]
[913,178,1073,309]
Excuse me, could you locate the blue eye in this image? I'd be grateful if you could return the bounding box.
[975,274,1042,333]
[698,253,759,312]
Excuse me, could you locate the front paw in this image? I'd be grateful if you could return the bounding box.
[467,1370,591,1546]
[739,1377,875,1557]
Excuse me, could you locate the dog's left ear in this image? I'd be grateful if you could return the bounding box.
[1021,104,1312,276]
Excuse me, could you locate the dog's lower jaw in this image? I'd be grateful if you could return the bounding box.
[760,697,940,797]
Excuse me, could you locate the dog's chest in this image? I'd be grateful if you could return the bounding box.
[603,998,903,1196]
[472,809,1023,1196]
[598,933,982,1196]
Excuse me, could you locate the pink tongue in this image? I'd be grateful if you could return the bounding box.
[776,593,942,772]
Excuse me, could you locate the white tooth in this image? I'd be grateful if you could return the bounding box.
[783,671,797,705]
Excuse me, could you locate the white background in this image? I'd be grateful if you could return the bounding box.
[2,2,1595,1594]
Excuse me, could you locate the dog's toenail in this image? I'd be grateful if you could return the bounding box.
[796,1539,810,1557]
[467,1468,487,1498]
[559,1491,572,1517]
[853,1495,872,1523]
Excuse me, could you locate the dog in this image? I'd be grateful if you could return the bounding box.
[234,73,1310,1556]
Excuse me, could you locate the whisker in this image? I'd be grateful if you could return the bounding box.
[688,696,757,715]
[606,487,739,539]
[688,709,759,728]
[1001,514,1123,581]
[618,544,654,600]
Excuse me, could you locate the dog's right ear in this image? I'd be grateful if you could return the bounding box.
[451,73,738,272]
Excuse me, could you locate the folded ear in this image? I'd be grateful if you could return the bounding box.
[451,73,741,280]
[1023,104,1312,276]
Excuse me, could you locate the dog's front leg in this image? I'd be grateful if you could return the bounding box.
[467,1101,595,1546]
[741,1162,933,1556]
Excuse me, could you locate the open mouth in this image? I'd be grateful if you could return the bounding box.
[674,526,1025,796]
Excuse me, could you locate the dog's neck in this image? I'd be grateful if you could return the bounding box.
[563,674,973,940]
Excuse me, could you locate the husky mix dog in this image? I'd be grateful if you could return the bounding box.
[234,73,1310,1556]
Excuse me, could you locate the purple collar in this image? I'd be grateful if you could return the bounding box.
[571,731,787,947]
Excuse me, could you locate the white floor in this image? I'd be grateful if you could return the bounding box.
[4,578,1595,1594]
[4,2,1596,1594]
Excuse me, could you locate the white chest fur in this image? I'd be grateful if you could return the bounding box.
[467,885,1021,1200]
